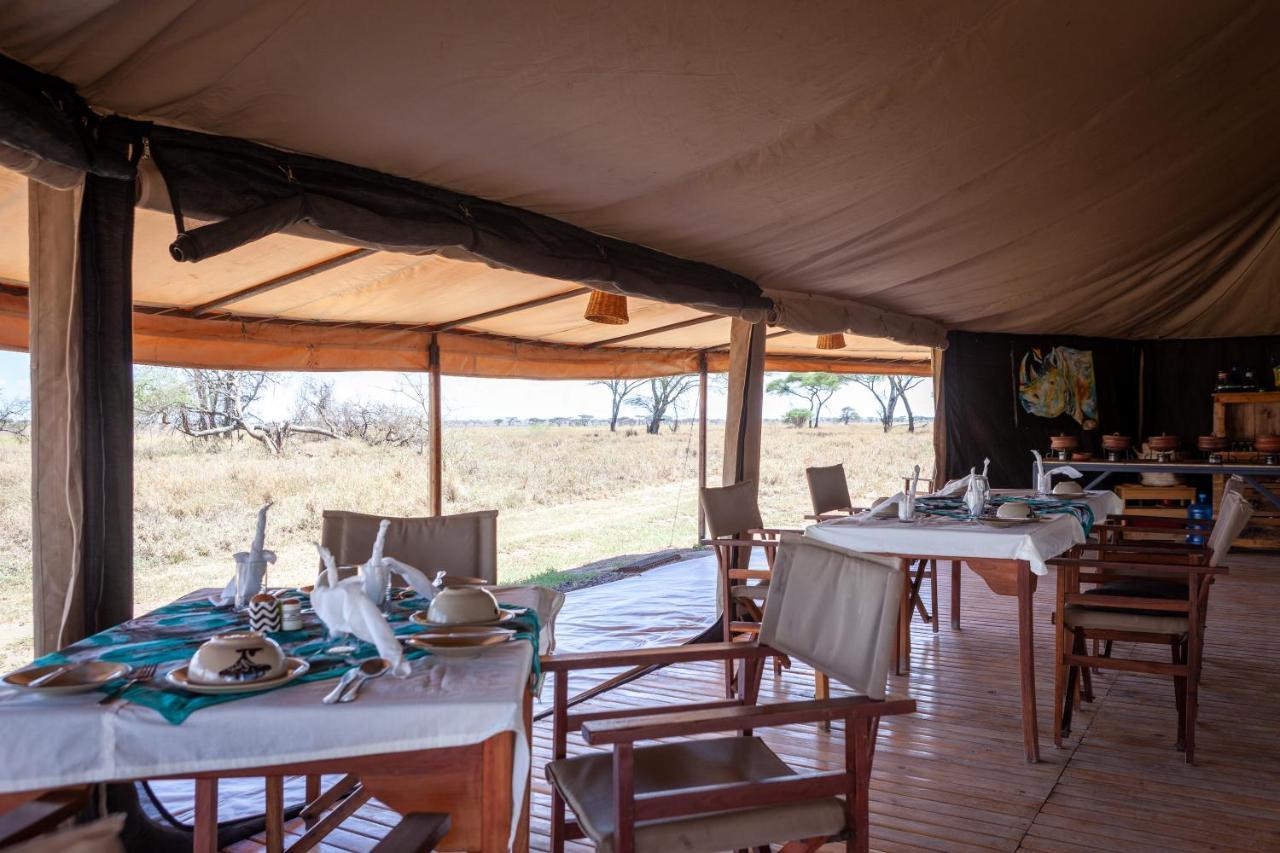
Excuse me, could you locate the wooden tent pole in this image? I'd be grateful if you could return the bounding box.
[697,353,708,540]
[429,334,443,516]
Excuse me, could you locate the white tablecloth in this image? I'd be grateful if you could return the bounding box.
[805,490,1123,575]
[0,584,561,847]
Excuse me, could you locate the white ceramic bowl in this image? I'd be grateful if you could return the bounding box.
[188,632,287,685]
[996,501,1032,519]
[1052,481,1084,496]
[426,587,501,625]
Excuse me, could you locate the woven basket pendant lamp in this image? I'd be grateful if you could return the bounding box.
[583,290,629,325]
[816,333,847,350]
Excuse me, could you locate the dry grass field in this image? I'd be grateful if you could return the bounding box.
[0,422,931,671]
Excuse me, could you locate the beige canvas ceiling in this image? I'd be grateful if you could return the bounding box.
[0,165,931,377]
[3,1,1279,341]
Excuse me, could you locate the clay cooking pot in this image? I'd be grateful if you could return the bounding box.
[1147,434,1180,452]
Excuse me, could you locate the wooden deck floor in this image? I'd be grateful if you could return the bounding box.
[231,552,1280,852]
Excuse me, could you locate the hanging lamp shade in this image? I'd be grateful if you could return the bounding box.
[583,290,629,325]
[816,333,847,350]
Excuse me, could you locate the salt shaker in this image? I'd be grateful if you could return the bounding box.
[279,598,303,632]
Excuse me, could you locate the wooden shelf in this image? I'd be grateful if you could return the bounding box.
[1211,391,1280,404]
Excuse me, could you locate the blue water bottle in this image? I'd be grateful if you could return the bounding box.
[1187,491,1213,546]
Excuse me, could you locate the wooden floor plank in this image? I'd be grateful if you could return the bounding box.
[229,552,1280,851]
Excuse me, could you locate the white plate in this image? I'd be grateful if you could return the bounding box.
[166,657,310,694]
[2,661,130,696]
[409,609,516,629]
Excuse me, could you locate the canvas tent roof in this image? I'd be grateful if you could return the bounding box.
[0,163,931,377]
[1,0,1278,366]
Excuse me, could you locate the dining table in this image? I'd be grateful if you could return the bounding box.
[0,582,563,852]
[805,488,1123,763]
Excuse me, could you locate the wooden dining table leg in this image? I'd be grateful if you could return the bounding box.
[194,777,218,853]
[1016,562,1041,763]
[896,559,912,674]
[950,561,962,629]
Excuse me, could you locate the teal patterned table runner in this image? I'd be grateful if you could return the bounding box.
[33,590,541,725]
[914,495,1096,535]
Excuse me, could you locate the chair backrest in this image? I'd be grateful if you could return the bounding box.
[759,535,902,699]
[1207,491,1253,567]
[320,509,499,583]
[700,480,764,539]
[806,463,852,515]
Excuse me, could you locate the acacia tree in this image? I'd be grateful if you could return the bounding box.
[766,372,848,428]
[0,393,29,437]
[839,406,856,425]
[888,375,927,432]
[628,375,697,434]
[592,378,647,431]
[784,407,811,428]
[849,374,899,432]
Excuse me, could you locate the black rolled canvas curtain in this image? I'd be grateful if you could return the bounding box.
[142,124,769,319]
[79,170,136,635]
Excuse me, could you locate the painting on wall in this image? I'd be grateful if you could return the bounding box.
[1017,345,1098,429]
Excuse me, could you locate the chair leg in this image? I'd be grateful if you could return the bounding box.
[1061,629,1085,740]
[1080,651,1094,704]
[1186,636,1201,765]
[1053,614,1067,748]
[815,671,831,732]
[1172,638,1187,753]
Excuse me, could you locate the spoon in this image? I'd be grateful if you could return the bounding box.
[338,657,391,703]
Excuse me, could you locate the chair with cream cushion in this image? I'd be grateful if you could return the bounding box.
[320,508,498,583]
[699,480,803,693]
[1049,490,1253,763]
[541,535,916,853]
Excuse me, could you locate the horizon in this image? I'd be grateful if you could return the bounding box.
[0,349,934,424]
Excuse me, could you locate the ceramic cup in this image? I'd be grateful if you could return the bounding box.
[189,632,286,684]
[426,586,501,625]
[249,594,282,633]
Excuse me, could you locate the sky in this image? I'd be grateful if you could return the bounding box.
[0,350,933,423]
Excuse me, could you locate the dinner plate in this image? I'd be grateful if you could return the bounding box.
[403,626,514,657]
[975,514,1043,527]
[166,657,309,694]
[3,661,130,696]
[408,609,517,629]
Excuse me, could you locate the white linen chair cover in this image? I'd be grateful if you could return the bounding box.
[760,535,903,700]
[1207,490,1254,567]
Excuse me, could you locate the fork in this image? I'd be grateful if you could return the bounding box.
[98,663,159,705]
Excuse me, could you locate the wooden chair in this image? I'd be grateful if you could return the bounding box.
[804,463,869,521]
[1049,490,1253,763]
[541,535,916,853]
[808,465,941,634]
[320,508,498,583]
[699,480,804,694]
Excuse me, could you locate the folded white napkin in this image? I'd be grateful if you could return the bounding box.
[932,476,971,497]
[210,550,277,608]
[314,544,409,676]
[855,493,906,521]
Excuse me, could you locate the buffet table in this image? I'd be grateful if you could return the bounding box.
[1042,458,1280,509]
[0,585,561,852]
[806,489,1123,763]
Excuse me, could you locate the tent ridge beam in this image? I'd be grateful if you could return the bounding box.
[188,248,376,314]
[582,314,720,349]
[424,286,591,333]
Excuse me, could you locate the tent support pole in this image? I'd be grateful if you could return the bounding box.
[697,353,708,540]
[429,335,443,516]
